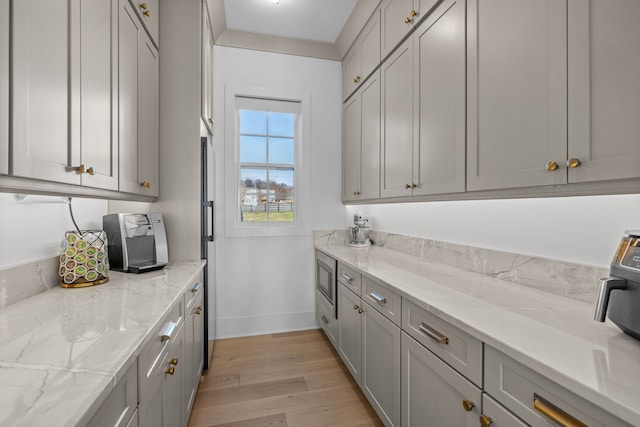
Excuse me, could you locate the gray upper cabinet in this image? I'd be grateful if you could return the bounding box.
[466,0,568,191]
[119,0,159,197]
[380,0,440,59]
[412,0,465,196]
[381,38,414,198]
[129,0,159,48]
[12,0,80,185]
[201,0,214,135]
[0,0,7,175]
[343,70,381,202]
[568,0,640,183]
[343,9,381,102]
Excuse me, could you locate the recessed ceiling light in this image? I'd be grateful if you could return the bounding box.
[268,0,280,4]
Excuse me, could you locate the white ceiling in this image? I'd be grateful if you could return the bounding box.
[224,0,358,44]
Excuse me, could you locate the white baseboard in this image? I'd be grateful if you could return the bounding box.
[214,311,318,339]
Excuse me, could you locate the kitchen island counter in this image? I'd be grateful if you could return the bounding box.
[0,260,206,427]
[315,242,640,425]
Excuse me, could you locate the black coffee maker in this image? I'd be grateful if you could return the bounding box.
[594,230,640,340]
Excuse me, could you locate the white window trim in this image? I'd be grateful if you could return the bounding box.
[224,84,311,237]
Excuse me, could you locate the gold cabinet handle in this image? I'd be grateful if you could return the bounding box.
[462,400,475,412]
[74,164,86,174]
[195,305,203,315]
[140,181,152,189]
[358,307,364,314]
[410,10,418,17]
[138,2,147,9]
[404,16,412,23]
[479,415,493,427]
[353,75,361,83]
[170,358,179,366]
[404,10,418,24]
[545,161,559,172]
[143,10,151,17]
[165,366,175,375]
[419,322,449,345]
[566,158,581,168]
[86,167,95,176]
[161,334,170,342]
[533,394,587,427]
[353,304,359,310]
[411,183,417,189]
[208,118,214,124]
[405,183,411,189]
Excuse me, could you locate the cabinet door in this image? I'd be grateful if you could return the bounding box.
[129,0,159,47]
[163,324,184,427]
[401,332,481,427]
[380,0,439,58]
[12,0,80,185]
[481,394,528,427]
[183,307,196,421]
[360,9,381,85]
[80,0,119,190]
[138,35,159,197]
[139,353,165,427]
[568,0,640,182]
[343,94,361,201]
[362,303,401,427]
[337,284,363,385]
[412,0,466,196]
[201,0,214,134]
[0,0,7,175]
[359,71,381,200]
[381,38,413,198]
[343,44,362,101]
[467,0,567,191]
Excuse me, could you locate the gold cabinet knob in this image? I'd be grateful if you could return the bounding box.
[165,366,175,375]
[404,16,412,23]
[353,304,359,310]
[567,158,581,168]
[480,415,493,427]
[411,183,417,189]
[140,181,152,189]
[195,305,203,315]
[86,167,95,176]
[358,308,364,314]
[74,164,86,174]
[353,75,361,83]
[462,400,475,412]
[411,10,418,17]
[161,334,170,342]
[143,10,151,17]
[138,2,147,9]
[170,358,179,366]
[405,184,411,189]
[545,161,559,172]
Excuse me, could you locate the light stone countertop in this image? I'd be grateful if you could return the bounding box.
[0,260,206,427]
[315,243,640,426]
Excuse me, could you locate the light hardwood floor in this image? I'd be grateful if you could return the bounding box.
[188,329,384,427]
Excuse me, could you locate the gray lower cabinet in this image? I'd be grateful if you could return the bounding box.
[481,393,527,427]
[184,286,205,423]
[163,322,185,427]
[567,0,640,183]
[401,332,481,427]
[88,362,138,427]
[337,283,363,384]
[362,301,401,427]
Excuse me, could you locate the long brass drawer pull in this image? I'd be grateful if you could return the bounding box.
[419,322,449,345]
[341,273,353,282]
[320,315,329,324]
[369,292,387,304]
[533,394,587,427]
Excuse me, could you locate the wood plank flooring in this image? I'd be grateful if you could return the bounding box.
[188,329,384,427]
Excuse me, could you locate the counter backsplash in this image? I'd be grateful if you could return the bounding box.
[314,229,607,304]
[0,256,60,309]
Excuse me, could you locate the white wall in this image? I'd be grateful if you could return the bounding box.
[0,194,108,268]
[213,46,344,338]
[347,193,640,268]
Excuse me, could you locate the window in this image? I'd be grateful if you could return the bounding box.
[234,96,302,225]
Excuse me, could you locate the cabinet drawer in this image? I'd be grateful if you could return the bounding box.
[138,300,184,401]
[88,362,138,427]
[402,298,482,386]
[184,271,204,311]
[485,346,631,427]
[482,393,527,427]
[338,263,362,295]
[316,290,338,349]
[362,275,401,326]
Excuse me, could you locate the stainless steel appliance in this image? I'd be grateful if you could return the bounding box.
[594,230,640,340]
[316,250,337,318]
[349,213,371,247]
[103,213,168,273]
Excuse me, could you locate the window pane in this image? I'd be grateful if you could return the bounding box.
[240,136,267,163]
[268,168,294,222]
[240,168,268,222]
[268,137,294,165]
[240,110,267,135]
[268,112,295,137]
